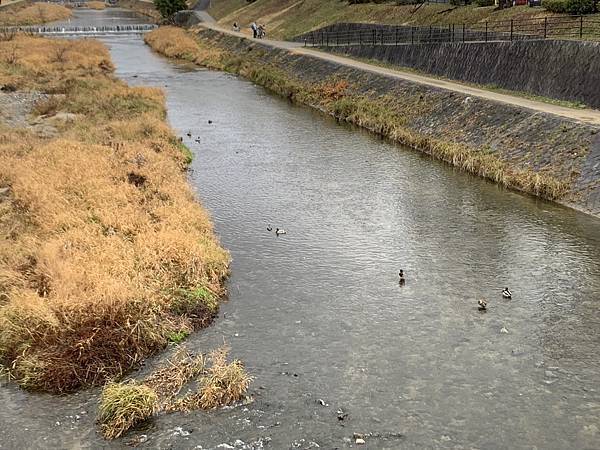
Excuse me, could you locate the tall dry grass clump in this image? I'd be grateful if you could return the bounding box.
[0,3,72,26]
[0,35,230,392]
[85,1,107,10]
[145,27,224,66]
[98,345,251,439]
[98,382,159,439]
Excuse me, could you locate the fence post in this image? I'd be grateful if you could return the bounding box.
[485,21,488,42]
[395,26,398,45]
[326,32,329,47]
[462,23,465,42]
[448,24,451,42]
[579,15,583,39]
[429,25,432,43]
[411,26,414,44]
[452,24,455,42]
[372,29,376,45]
[544,17,547,39]
[359,30,362,46]
[510,19,514,41]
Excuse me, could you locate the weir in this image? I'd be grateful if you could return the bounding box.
[0,23,157,35]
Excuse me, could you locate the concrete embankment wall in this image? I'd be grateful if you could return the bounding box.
[296,23,600,109]
[194,28,600,216]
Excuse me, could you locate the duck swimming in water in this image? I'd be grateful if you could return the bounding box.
[398,269,405,285]
[186,131,192,137]
[478,299,487,311]
[502,288,512,299]
[275,228,287,236]
[267,225,273,232]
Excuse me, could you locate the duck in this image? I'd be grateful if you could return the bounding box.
[478,299,487,311]
[195,138,201,143]
[266,225,273,232]
[186,131,192,137]
[208,120,213,124]
[502,288,512,299]
[275,228,287,236]
[398,269,405,285]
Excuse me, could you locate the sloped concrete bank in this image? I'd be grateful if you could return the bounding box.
[166,28,600,217]
[295,23,600,110]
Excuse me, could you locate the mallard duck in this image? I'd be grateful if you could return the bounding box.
[266,225,273,232]
[502,288,512,299]
[478,299,487,311]
[275,228,287,236]
[398,269,405,285]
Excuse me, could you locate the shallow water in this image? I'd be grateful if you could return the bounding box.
[1,10,600,450]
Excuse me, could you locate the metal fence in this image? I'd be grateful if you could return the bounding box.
[300,15,600,47]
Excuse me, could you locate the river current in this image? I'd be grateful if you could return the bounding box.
[0,9,599,450]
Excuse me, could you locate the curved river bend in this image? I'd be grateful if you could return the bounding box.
[0,10,599,450]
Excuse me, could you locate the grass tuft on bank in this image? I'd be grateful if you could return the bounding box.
[0,3,72,26]
[0,34,230,393]
[99,382,159,440]
[145,27,570,201]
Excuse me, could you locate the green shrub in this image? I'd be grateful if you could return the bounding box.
[544,0,596,14]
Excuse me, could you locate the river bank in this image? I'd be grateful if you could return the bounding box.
[0,34,230,394]
[145,26,600,217]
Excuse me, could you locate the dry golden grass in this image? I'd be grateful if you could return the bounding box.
[85,1,107,10]
[0,35,230,393]
[0,3,72,26]
[170,346,252,411]
[98,381,158,439]
[98,345,251,439]
[145,28,570,201]
[145,26,224,65]
[144,347,205,402]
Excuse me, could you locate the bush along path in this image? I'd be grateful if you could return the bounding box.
[144,26,600,216]
[0,34,233,393]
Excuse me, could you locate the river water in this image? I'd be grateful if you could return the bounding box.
[1,9,599,450]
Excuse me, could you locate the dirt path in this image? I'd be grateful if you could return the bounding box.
[200,22,600,126]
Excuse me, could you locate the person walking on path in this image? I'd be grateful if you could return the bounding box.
[251,22,257,38]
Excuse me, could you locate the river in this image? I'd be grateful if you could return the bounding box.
[0,9,599,450]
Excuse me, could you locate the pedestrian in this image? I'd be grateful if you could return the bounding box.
[250,22,257,38]
[257,24,266,39]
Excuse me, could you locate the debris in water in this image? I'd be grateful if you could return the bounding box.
[317,398,328,406]
[356,438,366,445]
[172,426,192,437]
[500,327,508,334]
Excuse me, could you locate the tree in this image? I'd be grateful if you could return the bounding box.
[154,0,187,18]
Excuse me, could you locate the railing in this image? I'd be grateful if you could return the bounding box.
[299,15,600,47]
[0,24,158,35]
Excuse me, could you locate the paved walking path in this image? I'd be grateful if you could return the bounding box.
[196,20,600,126]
